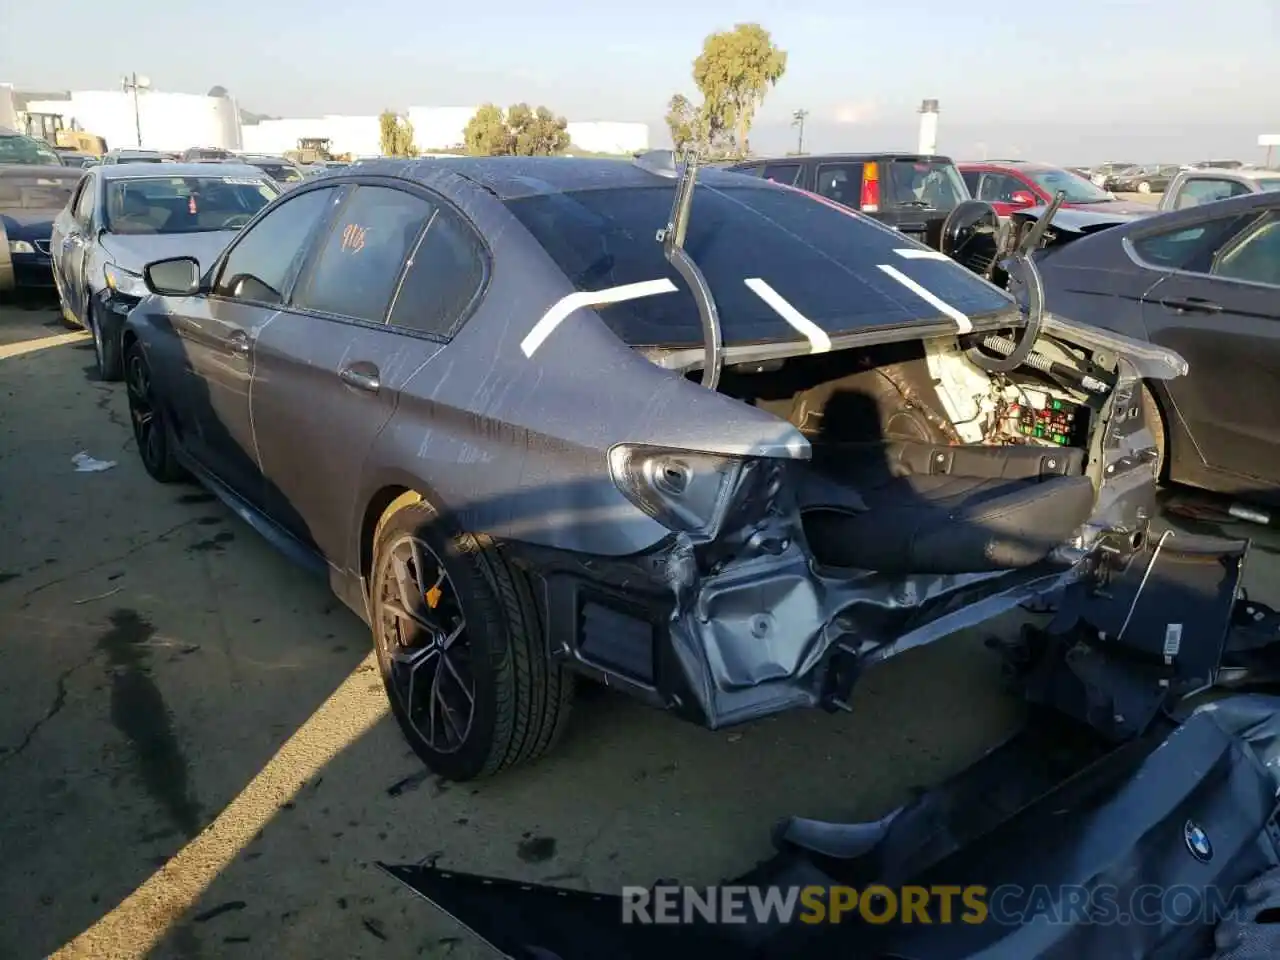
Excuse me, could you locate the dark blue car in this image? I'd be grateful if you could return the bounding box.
[0,162,82,294]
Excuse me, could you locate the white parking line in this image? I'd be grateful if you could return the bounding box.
[877,264,973,334]
[893,248,951,261]
[521,279,678,357]
[744,278,832,353]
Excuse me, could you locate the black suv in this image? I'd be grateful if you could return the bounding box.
[727,152,970,249]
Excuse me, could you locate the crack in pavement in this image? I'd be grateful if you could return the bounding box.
[18,518,203,609]
[0,651,97,764]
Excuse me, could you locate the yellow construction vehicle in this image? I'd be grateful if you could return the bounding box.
[23,112,107,156]
[285,137,333,165]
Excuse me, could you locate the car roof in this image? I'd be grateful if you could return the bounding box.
[1184,167,1279,181]
[335,155,783,200]
[734,152,955,165]
[958,160,1058,172]
[96,162,273,181]
[0,163,77,177]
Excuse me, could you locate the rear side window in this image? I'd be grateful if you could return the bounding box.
[505,182,1014,348]
[1174,178,1253,210]
[293,185,434,323]
[1212,214,1280,287]
[214,186,335,304]
[1130,213,1259,272]
[761,162,801,185]
[388,205,488,338]
[815,163,863,208]
[884,159,967,210]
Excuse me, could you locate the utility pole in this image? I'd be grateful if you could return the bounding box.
[791,109,809,155]
[121,73,151,148]
[792,108,809,156]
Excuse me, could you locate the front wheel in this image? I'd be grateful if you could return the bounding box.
[124,340,187,483]
[370,494,573,781]
[1137,181,1152,194]
[89,300,122,381]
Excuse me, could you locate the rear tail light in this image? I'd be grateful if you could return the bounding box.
[608,444,746,538]
[860,162,880,212]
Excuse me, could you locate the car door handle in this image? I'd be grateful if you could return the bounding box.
[339,364,381,392]
[1160,296,1222,314]
[226,330,251,356]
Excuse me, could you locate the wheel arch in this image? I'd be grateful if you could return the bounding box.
[1142,376,1175,480]
[358,474,455,589]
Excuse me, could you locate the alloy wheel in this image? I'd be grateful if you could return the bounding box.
[125,352,163,469]
[376,535,476,754]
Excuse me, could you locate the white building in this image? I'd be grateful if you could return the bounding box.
[20,89,241,153]
[566,121,649,155]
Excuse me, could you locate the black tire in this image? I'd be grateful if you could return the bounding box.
[123,340,187,483]
[370,493,573,781]
[89,300,123,381]
[1140,382,1167,480]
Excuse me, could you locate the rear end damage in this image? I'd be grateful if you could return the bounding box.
[529,158,1245,733]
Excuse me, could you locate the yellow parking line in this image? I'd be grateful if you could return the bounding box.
[0,330,90,361]
[52,654,387,959]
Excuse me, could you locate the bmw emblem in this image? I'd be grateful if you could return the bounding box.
[1184,820,1213,863]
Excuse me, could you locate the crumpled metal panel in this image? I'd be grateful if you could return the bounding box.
[381,695,1280,960]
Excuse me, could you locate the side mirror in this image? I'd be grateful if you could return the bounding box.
[144,256,202,296]
[1010,191,1037,207]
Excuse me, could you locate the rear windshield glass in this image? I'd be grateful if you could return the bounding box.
[0,173,81,209]
[105,176,278,235]
[505,181,1013,348]
[1257,178,1280,193]
[0,135,62,166]
[884,159,967,209]
[1026,168,1113,203]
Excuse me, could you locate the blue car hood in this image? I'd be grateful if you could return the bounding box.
[98,230,240,275]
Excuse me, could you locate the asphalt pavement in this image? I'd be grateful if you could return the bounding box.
[2,277,1276,960]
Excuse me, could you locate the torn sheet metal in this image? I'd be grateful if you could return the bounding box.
[383,694,1280,960]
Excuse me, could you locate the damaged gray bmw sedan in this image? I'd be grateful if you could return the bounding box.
[119,153,1239,781]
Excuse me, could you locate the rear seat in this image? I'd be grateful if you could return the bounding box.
[797,440,1096,575]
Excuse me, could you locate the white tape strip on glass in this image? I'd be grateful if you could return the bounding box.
[743,278,833,354]
[877,263,973,334]
[521,278,678,357]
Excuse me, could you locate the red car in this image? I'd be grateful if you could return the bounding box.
[958,160,1154,217]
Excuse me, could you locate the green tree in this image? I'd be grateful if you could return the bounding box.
[463,103,570,157]
[463,104,514,156]
[379,110,418,157]
[692,24,787,156]
[664,94,699,152]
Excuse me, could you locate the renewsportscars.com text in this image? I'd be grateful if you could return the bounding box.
[621,883,1250,926]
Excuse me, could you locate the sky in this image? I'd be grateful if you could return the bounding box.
[2,0,1278,163]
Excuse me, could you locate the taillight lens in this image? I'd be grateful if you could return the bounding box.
[608,444,746,538]
[861,161,880,212]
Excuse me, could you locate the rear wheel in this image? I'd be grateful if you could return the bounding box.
[1137,181,1152,194]
[1140,382,1167,480]
[370,493,573,781]
[124,340,186,483]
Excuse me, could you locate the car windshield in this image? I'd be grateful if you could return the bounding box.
[884,159,967,209]
[254,163,303,182]
[104,175,278,235]
[504,181,1015,348]
[0,172,81,210]
[1026,168,1113,203]
[0,134,62,166]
